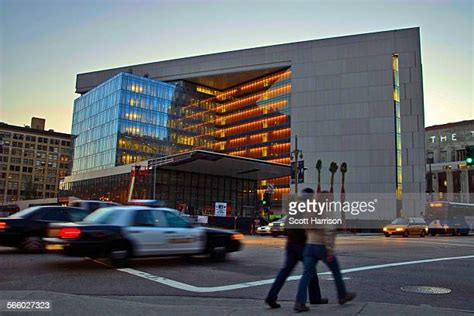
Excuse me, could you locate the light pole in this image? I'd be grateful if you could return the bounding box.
[291,135,303,194]
[426,152,434,201]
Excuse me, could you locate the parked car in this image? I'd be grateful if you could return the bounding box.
[0,206,90,252]
[44,206,243,267]
[383,217,428,237]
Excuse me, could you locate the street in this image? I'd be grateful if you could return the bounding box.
[1,234,474,315]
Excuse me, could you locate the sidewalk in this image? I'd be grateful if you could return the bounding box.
[1,291,472,315]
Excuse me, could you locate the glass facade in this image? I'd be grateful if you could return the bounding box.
[72,70,292,203]
[201,69,292,201]
[392,54,403,216]
[61,170,257,217]
[72,73,214,174]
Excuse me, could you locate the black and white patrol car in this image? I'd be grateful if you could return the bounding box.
[44,206,243,267]
[0,206,90,252]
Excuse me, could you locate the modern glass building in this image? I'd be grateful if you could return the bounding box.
[69,28,426,222]
[72,71,292,201]
[72,73,215,174]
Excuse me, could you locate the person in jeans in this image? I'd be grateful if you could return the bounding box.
[294,191,355,312]
[265,188,327,309]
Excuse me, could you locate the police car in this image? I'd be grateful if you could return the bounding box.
[43,206,243,267]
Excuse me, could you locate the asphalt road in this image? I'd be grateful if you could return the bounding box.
[1,234,474,312]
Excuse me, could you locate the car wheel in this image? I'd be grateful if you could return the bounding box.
[452,229,458,236]
[271,232,279,238]
[21,236,44,253]
[420,230,426,237]
[403,230,409,237]
[430,231,436,236]
[209,247,227,262]
[109,247,130,268]
[384,233,390,237]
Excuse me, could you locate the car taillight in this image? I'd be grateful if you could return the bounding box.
[59,227,81,239]
[231,233,244,240]
[0,222,6,229]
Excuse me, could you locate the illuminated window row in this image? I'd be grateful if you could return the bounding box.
[216,114,289,138]
[216,84,291,113]
[215,99,288,125]
[227,143,290,159]
[216,69,291,101]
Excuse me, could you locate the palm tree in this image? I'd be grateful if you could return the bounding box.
[315,159,322,193]
[340,162,347,229]
[329,162,338,194]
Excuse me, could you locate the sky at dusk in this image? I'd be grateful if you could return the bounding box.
[0,0,472,133]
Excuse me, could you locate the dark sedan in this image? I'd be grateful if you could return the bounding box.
[0,206,90,252]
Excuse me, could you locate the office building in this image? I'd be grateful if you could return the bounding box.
[425,119,474,202]
[0,118,74,202]
[67,27,425,220]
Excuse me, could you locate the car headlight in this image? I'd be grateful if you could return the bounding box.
[396,228,404,232]
[425,227,429,232]
[383,227,387,231]
[268,223,273,227]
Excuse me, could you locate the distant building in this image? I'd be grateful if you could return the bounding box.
[0,118,74,203]
[425,119,474,202]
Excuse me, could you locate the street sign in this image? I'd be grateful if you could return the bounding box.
[214,202,227,217]
[290,160,305,184]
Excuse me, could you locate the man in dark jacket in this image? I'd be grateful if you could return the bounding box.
[265,189,327,309]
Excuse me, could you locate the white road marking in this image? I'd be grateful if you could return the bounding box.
[104,254,474,293]
[394,241,474,247]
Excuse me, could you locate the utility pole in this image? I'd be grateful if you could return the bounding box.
[291,135,303,194]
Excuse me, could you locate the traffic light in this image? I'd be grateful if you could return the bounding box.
[466,145,474,166]
[262,192,272,207]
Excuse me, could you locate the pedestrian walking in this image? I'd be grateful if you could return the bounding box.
[265,188,328,309]
[294,191,355,312]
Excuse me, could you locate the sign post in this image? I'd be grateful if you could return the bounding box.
[214,202,227,217]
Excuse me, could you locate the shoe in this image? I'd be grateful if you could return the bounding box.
[265,299,281,309]
[338,292,356,305]
[310,298,329,305]
[293,303,310,312]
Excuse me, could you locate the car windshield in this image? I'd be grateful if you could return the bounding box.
[8,207,41,219]
[82,207,121,224]
[391,218,409,225]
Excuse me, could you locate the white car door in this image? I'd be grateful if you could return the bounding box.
[160,210,205,255]
[125,209,167,256]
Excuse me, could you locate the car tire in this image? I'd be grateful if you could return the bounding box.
[384,233,390,237]
[271,233,279,238]
[403,230,409,237]
[21,236,44,253]
[452,229,458,236]
[420,230,426,237]
[109,246,131,268]
[430,231,436,236]
[209,247,227,262]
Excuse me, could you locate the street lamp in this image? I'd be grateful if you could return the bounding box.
[426,152,434,201]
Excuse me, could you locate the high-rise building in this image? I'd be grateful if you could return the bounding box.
[68,28,425,219]
[0,118,74,202]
